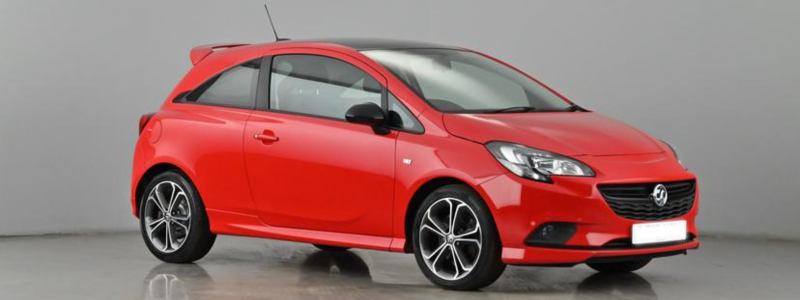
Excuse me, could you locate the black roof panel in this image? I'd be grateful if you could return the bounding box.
[295,38,462,51]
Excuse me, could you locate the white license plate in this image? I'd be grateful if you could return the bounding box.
[631,220,687,245]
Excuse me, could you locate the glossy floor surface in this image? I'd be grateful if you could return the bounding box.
[1,233,798,300]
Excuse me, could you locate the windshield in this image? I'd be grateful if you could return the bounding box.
[363,49,571,113]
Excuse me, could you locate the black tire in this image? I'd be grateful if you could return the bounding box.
[313,244,351,252]
[587,259,651,273]
[412,184,506,290]
[139,171,216,263]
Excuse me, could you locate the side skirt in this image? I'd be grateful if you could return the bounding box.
[206,209,395,251]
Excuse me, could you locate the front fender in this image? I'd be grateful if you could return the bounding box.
[390,130,507,250]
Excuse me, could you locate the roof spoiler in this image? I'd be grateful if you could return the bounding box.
[189,43,249,65]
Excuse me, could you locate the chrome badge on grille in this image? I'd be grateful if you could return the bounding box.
[650,184,669,207]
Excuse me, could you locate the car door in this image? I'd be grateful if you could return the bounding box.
[243,50,396,237]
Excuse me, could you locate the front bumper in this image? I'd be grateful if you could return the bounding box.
[477,153,699,265]
[502,239,699,266]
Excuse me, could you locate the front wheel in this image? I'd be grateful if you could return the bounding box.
[139,171,216,263]
[587,259,651,273]
[412,184,506,290]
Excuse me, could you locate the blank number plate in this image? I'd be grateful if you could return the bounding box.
[631,220,687,245]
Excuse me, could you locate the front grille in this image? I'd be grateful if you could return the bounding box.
[598,180,696,221]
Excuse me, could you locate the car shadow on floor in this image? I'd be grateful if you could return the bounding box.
[140,251,658,300]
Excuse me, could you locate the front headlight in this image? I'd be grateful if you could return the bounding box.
[486,142,595,183]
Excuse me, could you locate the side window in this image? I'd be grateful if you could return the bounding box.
[388,93,424,133]
[270,55,381,120]
[185,59,261,109]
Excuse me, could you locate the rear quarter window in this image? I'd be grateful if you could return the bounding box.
[182,59,261,109]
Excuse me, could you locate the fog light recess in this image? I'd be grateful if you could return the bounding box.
[525,222,577,247]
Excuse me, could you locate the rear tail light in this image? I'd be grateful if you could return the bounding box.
[139,113,155,134]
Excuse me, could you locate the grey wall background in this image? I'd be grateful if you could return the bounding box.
[1,0,798,239]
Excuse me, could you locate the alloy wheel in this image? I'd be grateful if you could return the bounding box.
[418,197,482,281]
[143,181,192,253]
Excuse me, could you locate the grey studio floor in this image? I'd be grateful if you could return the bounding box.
[0,233,798,300]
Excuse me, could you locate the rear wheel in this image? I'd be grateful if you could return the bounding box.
[587,259,651,273]
[412,184,506,290]
[139,171,216,263]
[313,244,351,252]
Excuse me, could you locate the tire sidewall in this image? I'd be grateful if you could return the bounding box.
[411,184,504,289]
[139,171,210,262]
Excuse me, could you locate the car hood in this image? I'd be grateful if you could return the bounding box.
[443,112,664,156]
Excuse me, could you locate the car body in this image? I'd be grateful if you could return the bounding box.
[132,38,699,290]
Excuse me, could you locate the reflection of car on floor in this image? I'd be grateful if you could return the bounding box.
[574,273,657,300]
[132,38,699,290]
[140,250,657,300]
[141,263,213,300]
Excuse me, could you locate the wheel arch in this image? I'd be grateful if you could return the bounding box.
[401,176,499,253]
[134,162,194,217]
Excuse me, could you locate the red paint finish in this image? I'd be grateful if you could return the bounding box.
[443,112,664,156]
[189,43,250,65]
[244,111,397,237]
[479,154,699,264]
[135,105,256,215]
[131,39,699,265]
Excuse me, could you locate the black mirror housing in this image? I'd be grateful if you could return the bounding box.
[345,102,385,127]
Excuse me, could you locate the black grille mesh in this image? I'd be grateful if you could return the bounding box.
[598,180,696,221]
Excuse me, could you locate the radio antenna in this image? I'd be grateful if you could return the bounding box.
[263,3,286,42]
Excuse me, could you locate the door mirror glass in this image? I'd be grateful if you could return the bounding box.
[345,102,385,126]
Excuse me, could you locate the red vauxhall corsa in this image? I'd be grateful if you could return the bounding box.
[132,38,699,290]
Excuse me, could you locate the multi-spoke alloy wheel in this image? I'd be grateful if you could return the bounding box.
[419,197,482,281]
[144,181,192,253]
[412,184,506,290]
[140,171,216,263]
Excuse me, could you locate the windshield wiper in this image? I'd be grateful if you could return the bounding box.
[487,106,537,113]
[563,104,587,112]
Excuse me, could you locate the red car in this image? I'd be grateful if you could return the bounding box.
[132,38,699,290]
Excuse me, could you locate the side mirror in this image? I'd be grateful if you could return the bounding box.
[345,102,385,127]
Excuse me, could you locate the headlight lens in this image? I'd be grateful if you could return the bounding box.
[486,142,595,182]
